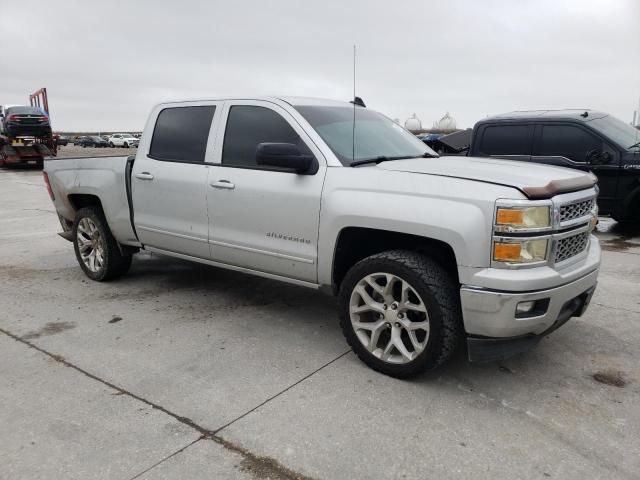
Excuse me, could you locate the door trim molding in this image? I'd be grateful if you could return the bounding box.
[209,239,315,264]
[144,246,320,289]
[136,225,208,243]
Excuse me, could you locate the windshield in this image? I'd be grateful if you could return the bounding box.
[91,136,103,141]
[295,105,437,165]
[587,115,640,150]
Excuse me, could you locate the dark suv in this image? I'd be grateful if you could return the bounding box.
[469,110,640,223]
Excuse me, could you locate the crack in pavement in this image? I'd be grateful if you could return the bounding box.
[129,436,205,480]
[213,350,351,434]
[0,326,342,480]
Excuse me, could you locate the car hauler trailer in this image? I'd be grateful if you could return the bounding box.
[0,88,57,166]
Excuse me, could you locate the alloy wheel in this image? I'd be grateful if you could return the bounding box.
[76,217,105,273]
[349,272,430,364]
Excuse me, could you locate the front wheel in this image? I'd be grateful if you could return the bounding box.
[73,207,132,281]
[109,142,115,148]
[339,250,462,378]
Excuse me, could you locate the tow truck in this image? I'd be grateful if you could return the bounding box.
[0,88,57,167]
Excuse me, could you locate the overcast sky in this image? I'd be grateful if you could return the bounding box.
[1,0,638,131]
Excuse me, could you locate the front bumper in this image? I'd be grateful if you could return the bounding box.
[460,263,599,363]
[465,281,596,362]
[460,268,599,338]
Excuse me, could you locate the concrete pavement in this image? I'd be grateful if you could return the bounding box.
[1,166,638,479]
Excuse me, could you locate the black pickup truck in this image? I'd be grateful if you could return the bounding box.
[464,110,640,223]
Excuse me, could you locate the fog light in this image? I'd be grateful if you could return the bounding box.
[516,301,536,315]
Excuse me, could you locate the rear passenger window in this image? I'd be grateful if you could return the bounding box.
[149,106,215,163]
[479,125,531,155]
[222,106,308,168]
[537,125,603,163]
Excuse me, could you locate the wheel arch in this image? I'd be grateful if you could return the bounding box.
[330,227,459,294]
[68,193,105,213]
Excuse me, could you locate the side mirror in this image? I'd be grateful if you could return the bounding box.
[586,149,611,164]
[256,143,317,174]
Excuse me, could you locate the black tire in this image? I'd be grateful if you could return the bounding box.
[613,195,640,224]
[109,142,115,148]
[338,250,462,378]
[123,142,128,148]
[72,207,132,281]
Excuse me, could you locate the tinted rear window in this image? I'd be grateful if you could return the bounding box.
[479,125,531,155]
[6,106,44,115]
[149,106,215,163]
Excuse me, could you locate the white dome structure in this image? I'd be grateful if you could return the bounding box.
[404,113,422,131]
[433,112,457,130]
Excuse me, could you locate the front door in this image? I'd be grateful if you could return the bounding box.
[207,101,326,283]
[531,124,620,213]
[132,103,219,258]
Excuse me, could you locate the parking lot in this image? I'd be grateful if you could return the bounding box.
[1,166,639,480]
[56,144,139,158]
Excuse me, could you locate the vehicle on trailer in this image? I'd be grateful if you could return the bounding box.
[0,88,56,166]
[44,96,601,378]
[77,136,109,148]
[108,133,139,148]
[0,106,51,138]
[468,110,640,223]
[56,135,69,146]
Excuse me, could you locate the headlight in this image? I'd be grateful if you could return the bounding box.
[495,205,551,231]
[493,238,549,264]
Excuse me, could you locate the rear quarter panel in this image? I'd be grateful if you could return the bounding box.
[44,156,139,245]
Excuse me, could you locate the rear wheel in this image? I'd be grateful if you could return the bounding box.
[339,250,462,378]
[73,207,132,281]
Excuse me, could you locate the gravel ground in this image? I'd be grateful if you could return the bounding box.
[0,166,639,480]
[56,144,138,158]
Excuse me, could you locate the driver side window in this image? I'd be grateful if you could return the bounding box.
[222,105,311,169]
[538,125,603,163]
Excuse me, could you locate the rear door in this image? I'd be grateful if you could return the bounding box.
[474,123,534,161]
[531,123,620,211]
[131,102,220,258]
[207,100,326,283]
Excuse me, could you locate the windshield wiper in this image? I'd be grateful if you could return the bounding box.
[629,141,640,149]
[350,152,438,167]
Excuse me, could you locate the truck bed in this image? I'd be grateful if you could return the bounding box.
[44,155,139,246]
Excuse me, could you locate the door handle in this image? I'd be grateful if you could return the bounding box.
[135,172,154,180]
[210,180,235,190]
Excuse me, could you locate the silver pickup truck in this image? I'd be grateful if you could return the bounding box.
[43,96,601,377]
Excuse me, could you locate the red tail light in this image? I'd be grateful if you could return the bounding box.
[38,116,48,123]
[43,171,55,201]
[7,115,19,122]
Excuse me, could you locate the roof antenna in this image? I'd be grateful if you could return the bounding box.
[352,44,356,163]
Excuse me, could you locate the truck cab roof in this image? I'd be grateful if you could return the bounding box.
[155,96,354,109]
[480,109,609,123]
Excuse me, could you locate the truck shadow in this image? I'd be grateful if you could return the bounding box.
[123,251,338,322]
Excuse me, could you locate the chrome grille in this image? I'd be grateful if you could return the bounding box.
[559,199,594,223]
[555,232,589,263]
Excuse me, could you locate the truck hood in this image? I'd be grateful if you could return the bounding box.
[377,156,597,199]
